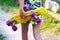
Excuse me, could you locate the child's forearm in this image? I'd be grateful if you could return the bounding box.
[19,0,24,10]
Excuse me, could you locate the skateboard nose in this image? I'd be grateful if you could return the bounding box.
[30,11,35,17]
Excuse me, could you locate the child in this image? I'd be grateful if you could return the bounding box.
[19,0,45,40]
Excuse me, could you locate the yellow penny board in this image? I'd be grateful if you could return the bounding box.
[9,7,47,24]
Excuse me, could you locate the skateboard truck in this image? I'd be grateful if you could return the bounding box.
[6,20,17,31]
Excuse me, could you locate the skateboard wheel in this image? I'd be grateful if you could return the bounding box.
[30,11,35,17]
[35,17,41,23]
[12,26,17,31]
[6,20,12,26]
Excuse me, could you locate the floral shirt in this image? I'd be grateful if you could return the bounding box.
[24,0,42,11]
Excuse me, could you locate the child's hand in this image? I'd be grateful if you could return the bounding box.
[20,9,25,19]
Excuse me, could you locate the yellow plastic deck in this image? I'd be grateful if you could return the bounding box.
[9,7,47,24]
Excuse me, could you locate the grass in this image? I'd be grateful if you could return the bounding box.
[57,7,60,14]
[0,0,19,8]
[0,34,5,40]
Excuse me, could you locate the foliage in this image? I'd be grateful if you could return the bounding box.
[57,7,60,14]
[40,12,60,35]
[0,34,5,40]
[0,0,19,8]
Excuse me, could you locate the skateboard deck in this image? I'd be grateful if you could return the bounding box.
[6,7,47,31]
[7,7,47,23]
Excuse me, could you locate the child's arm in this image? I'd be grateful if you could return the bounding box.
[19,0,25,18]
[19,0,24,10]
[41,0,45,7]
